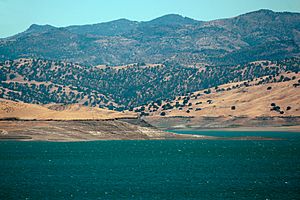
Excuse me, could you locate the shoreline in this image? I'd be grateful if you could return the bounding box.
[0,135,282,142]
[0,119,297,142]
[0,119,216,142]
[167,126,300,133]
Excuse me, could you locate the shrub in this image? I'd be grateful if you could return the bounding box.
[160,112,166,116]
[9,74,16,80]
[140,112,149,117]
[231,106,236,110]
[271,106,281,112]
[162,103,173,110]
[204,89,211,94]
[207,100,213,104]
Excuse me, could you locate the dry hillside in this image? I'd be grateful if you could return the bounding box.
[142,72,300,118]
[0,99,136,120]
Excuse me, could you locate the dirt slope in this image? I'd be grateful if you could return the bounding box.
[0,99,136,120]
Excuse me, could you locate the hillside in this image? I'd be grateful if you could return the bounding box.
[0,99,136,120]
[1,58,299,109]
[139,72,300,118]
[0,100,217,141]
[0,9,299,66]
[135,71,300,129]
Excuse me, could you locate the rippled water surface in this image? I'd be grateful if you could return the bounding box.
[0,131,300,199]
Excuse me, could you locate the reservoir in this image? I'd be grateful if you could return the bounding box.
[0,131,299,199]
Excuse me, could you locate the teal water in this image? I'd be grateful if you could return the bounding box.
[0,131,300,200]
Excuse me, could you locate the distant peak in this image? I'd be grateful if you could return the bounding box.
[112,18,132,23]
[153,14,189,21]
[27,24,56,33]
[255,9,274,13]
[147,14,199,25]
[160,14,184,19]
[239,9,276,17]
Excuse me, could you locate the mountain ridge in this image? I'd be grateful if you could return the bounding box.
[20,9,300,33]
[0,9,299,66]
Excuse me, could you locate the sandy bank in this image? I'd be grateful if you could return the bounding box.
[0,119,280,142]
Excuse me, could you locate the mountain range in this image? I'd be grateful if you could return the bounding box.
[1,9,300,66]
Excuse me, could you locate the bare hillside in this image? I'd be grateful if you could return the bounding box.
[0,99,136,120]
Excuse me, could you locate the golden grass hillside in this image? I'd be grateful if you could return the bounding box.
[0,99,137,120]
[144,72,300,118]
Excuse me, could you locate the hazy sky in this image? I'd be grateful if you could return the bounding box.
[0,0,300,38]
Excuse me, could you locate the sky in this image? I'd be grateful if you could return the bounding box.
[0,0,300,38]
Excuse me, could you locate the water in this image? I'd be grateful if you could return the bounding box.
[0,131,300,200]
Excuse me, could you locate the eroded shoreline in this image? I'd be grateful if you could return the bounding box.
[0,119,285,142]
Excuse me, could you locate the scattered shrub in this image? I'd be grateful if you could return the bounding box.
[204,89,211,94]
[9,74,16,80]
[207,100,213,104]
[140,112,149,117]
[160,112,166,116]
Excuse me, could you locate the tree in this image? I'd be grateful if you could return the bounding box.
[207,100,213,104]
[9,74,16,80]
[231,106,236,110]
[140,112,149,117]
[271,103,276,107]
[204,89,211,94]
[160,112,166,116]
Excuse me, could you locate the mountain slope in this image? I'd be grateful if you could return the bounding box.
[141,71,300,129]
[66,19,139,36]
[139,72,300,118]
[1,58,299,109]
[0,10,299,66]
